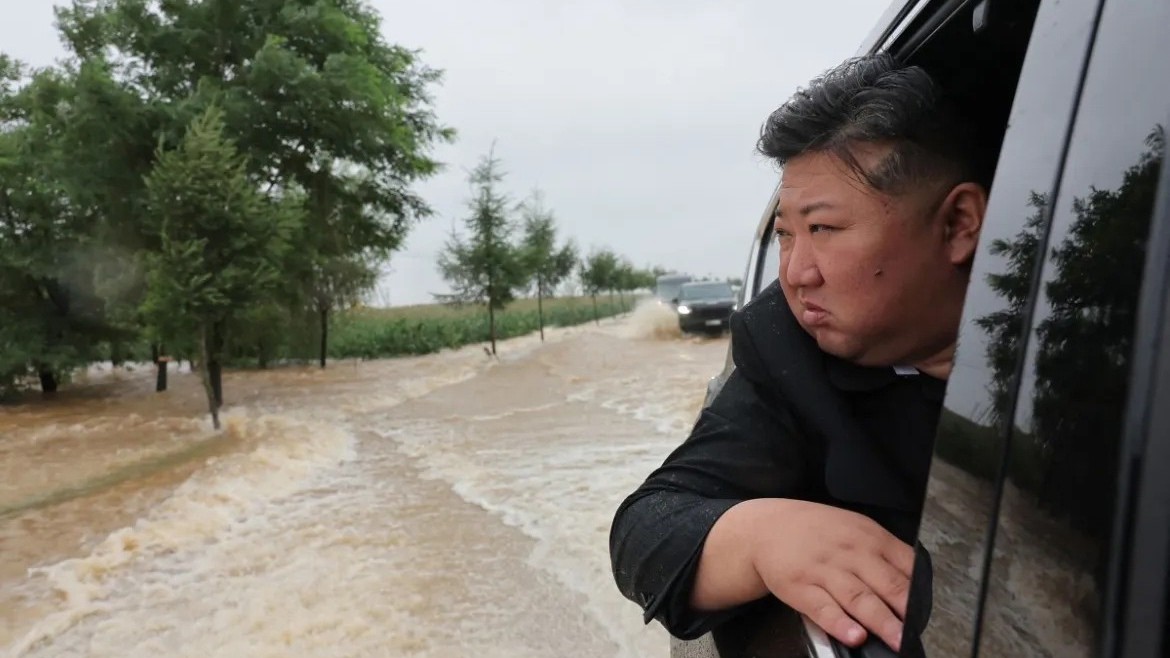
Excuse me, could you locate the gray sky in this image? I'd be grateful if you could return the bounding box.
[0,0,889,306]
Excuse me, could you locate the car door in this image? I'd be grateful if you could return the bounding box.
[953,0,1170,656]
[904,0,1103,655]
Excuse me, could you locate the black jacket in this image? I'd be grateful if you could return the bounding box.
[609,282,944,642]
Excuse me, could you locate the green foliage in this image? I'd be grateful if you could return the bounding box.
[329,297,627,359]
[0,0,450,392]
[437,148,526,310]
[518,190,577,299]
[140,107,297,424]
[579,248,620,296]
[0,64,125,391]
[141,108,296,334]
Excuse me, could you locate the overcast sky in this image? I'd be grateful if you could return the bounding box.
[0,0,890,306]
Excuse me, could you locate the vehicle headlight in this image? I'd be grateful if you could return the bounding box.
[677,305,691,315]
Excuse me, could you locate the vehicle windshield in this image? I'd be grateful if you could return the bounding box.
[679,282,733,301]
[656,277,690,301]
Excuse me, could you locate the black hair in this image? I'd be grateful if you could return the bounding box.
[757,53,992,194]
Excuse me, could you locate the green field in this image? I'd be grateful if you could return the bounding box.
[328,295,636,359]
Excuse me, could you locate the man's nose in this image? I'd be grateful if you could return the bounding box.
[783,238,823,288]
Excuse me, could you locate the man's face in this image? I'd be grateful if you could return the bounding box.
[774,146,978,368]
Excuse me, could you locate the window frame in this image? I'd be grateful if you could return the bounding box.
[740,185,782,303]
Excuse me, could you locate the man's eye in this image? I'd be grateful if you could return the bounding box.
[773,228,791,240]
[809,224,835,234]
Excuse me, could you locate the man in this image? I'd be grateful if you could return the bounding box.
[610,53,991,653]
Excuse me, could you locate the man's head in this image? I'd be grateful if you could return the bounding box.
[758,53,989,376]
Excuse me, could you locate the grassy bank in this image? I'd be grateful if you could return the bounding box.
[329,295,635,359]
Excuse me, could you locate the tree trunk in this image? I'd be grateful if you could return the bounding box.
[592,294,599,326]
[110,341,125,368]
[38,369,58,394]
[258,341,269,370]
[152,343,168,393]
[488,304,497,355]
[537,278,545,342]
[319,307,329,369]
[209,322,224,408]
[618,289,626,312]
[199,324,221,430]
[156,359,169,392]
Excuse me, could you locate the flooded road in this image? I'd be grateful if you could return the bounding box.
[1,305,726,657]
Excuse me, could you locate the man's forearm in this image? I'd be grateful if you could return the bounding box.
[689,498,775,611]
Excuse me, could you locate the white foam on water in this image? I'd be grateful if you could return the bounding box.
[6,325,597,657]
[383,418,676,658]
[7,315,725,657]
[371,328,729,658]
[8,425,620,657]
[7,408,357,657]
[611,299,682,341]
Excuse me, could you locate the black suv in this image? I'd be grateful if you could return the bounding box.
[679,0,1170,656]
[676,281,737,335]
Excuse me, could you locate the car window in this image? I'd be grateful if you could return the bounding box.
[911,0,1103,655]
[680,282,734,300]
[758,228,780,295]
[973,0,1170,655]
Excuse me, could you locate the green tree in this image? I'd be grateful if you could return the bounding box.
[579,248,620,325]
[0,58,128,394]
[436,148,525,355]
[975,192,1048,429]
[141,108,296,429]
[518,190,577,341]
[612,259,656,311]
[308,254,378,367]
[54,0,453,368]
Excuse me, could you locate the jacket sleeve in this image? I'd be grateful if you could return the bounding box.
[608,311,811,640]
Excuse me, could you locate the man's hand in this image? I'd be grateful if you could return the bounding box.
[746,499,915,651]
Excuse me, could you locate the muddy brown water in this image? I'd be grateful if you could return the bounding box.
[1,304,722,657]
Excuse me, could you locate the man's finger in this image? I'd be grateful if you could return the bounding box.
[824,572,903,651]
[853,553,911,619]
[791,585,868,648]
[880,538,916,579]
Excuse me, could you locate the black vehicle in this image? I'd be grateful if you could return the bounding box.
[675,281,736,335]
[677,0,1170,656]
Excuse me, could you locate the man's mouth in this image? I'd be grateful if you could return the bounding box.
[800,300,829,326]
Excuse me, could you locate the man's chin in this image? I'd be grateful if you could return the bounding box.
[806,328,874,364]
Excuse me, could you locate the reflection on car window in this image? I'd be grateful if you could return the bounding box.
[975,0,1170,655]
[914,0,1101,655]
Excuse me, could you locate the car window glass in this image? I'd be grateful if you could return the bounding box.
[974,0,1170,655]
[757,227,779,296]
[681,282,733,300]
[913,0,1102,655]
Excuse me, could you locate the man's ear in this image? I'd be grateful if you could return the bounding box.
[941,182,988,266]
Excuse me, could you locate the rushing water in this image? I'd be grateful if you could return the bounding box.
[1,303,726,658]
